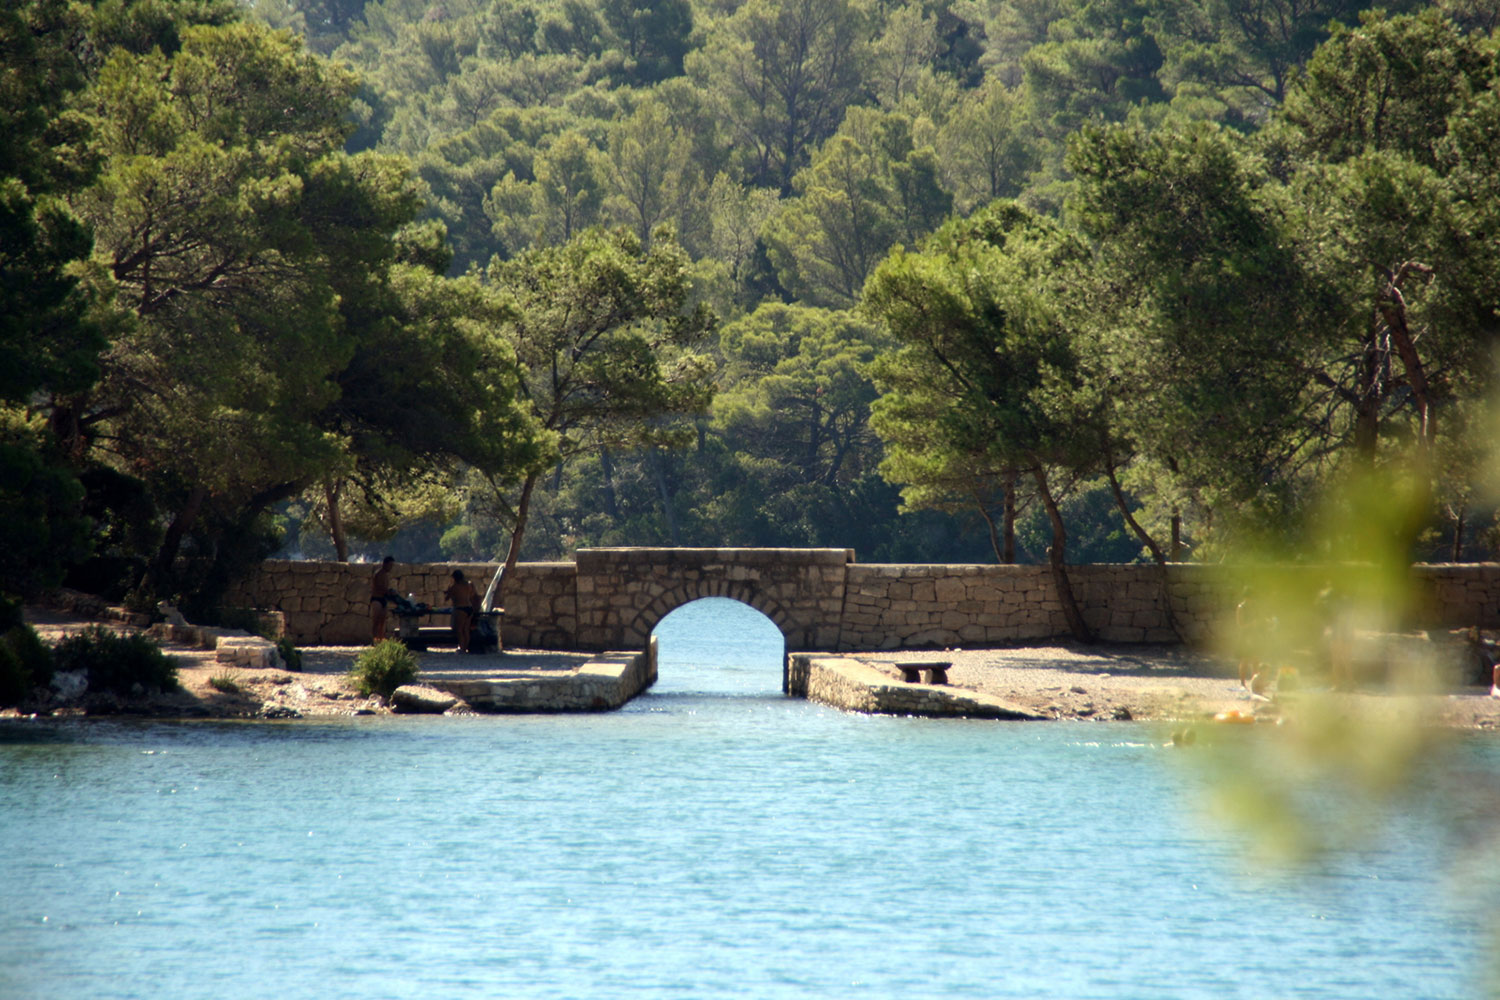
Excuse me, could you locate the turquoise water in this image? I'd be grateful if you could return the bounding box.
[0,598,1492,999]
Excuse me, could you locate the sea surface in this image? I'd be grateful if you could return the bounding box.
[2,597,1496,999]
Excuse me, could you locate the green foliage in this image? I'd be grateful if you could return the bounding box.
[714,303,886,490]
[276,636,302,672]
[1270,9,1492,166]
[1066,119,1312,546]
[598,98,702,247]
[0,621,55,707]
[12,0,1500,578]
[67,19,379,594]
[349,639,419,697]
[0,428,94,603]
[1020,0,1166,137]
[937,79,1040,213]
[494,225,715,453]
[1191,456,1472,866]
[486,127,606,257]
[865,200,1103,634]
[52,625,178,696]
[1153,0,1394,124]
[766,107,951,306]
[0,644,32,708]
[1,11,550,606]
[687,0,873,192]
[479,225,714,564]
[866,201,1093,490]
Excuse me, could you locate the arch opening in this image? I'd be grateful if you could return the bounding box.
[648,597,787,697]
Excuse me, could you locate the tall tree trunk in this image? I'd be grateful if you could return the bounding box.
[1380,262,1435,453]
[1002,470,1017,564]
[501,472,539,586]
[980,505,1003,563]
[1104,460,1182,640]
[193,481,300,619]
[1452,503,1467,563]
[325,479,348,562]
[1353,319,1386,462]
[1104,464,1166,562]
[600,446,620,520]
[650,448,682,545]
[1170,510,1182,562]
[142,483,209,596]
[1031,466,1094,643]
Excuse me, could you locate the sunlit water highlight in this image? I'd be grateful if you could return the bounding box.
[1,598,1493,998]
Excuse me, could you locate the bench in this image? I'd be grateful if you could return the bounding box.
[397,607,503,653]
[895,660,950,685]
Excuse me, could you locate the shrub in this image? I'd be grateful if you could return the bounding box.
[276,636,302,672]
[0,645,27,706]
[0,623,56,706]
[52,625,178,696]
[349,640,418,698]
[0,600,54,706]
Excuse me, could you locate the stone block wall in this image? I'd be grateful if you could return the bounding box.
[837,562,1225,650]
[498,563,578,649]
[1413,564,1500,629]
[223,560,573,647]
[226,554,1500,652]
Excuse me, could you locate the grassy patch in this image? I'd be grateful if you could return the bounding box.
[208,670,242,694]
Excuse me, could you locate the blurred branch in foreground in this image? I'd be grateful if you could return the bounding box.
[1189,404,1500,866]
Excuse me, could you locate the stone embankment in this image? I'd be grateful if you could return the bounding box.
[419,646,657,712]
[786,654,1047,719]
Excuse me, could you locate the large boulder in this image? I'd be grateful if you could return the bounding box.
[390,684,460,714]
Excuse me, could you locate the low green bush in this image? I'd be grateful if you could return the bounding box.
[276,636,302,672]
[349,640,418,698]
[52,625,178,696]
[0,645,28,707]
[0,623,55,705]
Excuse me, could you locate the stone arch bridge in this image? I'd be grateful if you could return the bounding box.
[570,547,848,651]
[227,548,1500,653]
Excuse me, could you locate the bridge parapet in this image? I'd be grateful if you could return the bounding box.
[574,547,854,651]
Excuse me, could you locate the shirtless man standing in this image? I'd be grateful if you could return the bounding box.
[445,569,479,653]
[370,556,396,643]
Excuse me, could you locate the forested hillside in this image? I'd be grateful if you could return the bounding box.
[4,0,1498,619]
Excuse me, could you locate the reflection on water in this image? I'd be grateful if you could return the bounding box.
[0,598,1490,1000]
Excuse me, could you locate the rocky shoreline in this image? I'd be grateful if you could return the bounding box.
[12,603,1500,728]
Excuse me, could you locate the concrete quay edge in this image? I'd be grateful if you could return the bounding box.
[788,654,1046,720]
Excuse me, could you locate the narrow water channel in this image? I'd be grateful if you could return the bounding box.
[0,598,1490,999]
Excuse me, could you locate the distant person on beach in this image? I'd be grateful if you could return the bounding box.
[1321,586,1355,691]
[1467,627,1500,696]
[1236,594,1260,689]
[445,569,479,653]
[370,556,396,643]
